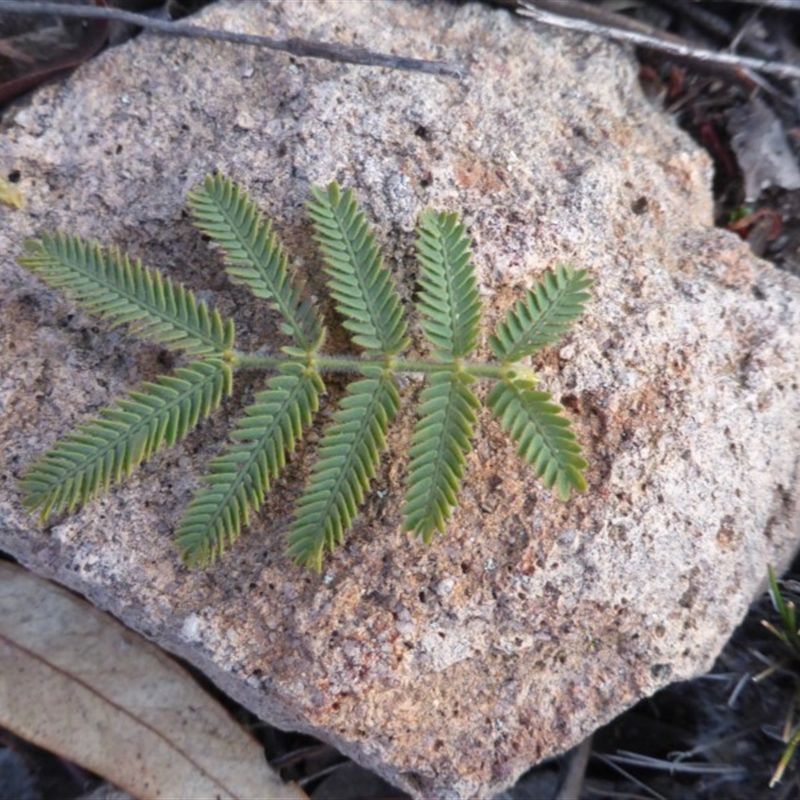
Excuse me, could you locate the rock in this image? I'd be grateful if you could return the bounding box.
[2,1,800,797]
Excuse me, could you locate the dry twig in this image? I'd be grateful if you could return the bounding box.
[518,1,800,81]
[0,0,464,78]
[704,0,800,8]
[555,735,593,800]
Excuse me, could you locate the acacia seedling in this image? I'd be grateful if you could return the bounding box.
[18,175,592,569]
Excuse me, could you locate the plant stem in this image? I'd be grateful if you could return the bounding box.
[232,351,512,381]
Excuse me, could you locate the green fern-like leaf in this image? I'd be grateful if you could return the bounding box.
[19,233,234,356]
[20,359,232,520]
[188,175,325,352]
[17,175,594,569]
[307,183,409,356]
[177,363,324,567]
[415,210,481,360]
[289,369,400,570]
[403,371,480,542]
[489,264,592,361]
[487,375,587,500]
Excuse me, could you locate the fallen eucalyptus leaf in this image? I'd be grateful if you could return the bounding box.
[0,561,306,800]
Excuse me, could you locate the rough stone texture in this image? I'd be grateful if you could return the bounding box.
[1,1,800,797]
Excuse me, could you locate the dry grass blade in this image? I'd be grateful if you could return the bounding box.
[607,750,747,777]
[0,562,307,800]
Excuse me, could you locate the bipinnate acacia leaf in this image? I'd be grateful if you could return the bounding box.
[20,360,232,520]
[16,174,593,568]
[0,561,307,800]
[188,175,325,352]
[403,371,480,542]
[289,369,400,570]
[489,264,592,361]
[415,210,481,360]
[20,232,234,356]
[178,364,324,567]
[307,183,409,356]
[487,376,587,500]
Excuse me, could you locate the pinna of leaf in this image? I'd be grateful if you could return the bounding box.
[17,176,592,570]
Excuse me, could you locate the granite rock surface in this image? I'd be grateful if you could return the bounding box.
[2,1,800,797]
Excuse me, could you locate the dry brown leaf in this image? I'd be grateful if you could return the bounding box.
[0,561,307,800]
[0,0,109,108]
[728,97,800,202]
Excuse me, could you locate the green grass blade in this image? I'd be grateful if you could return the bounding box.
[289,369,400,570]
[20,360,232,520]
[765,564,800,658]
[307,183,409,356]
[769,564,791,620]
[188,174,325,352]
[415,210,481,360]
[489,264,592,361]
[178,364,324,567]
[487,376,587,500]
[19,234,234,356]
[402,371,480,542]
[770,723,800,788]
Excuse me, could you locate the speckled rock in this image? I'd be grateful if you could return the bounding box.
[2,1,800,797]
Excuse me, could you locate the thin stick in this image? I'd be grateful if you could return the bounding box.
[704,0,800,8]
[555,735,593,800]
[518,1,800,81]
[0,0,464,79]
[593,754,667,800]
[607,750,747,776]
[518,0,690,41]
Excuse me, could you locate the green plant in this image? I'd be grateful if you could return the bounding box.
[760,565,800,787]
[17,176,592,570]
